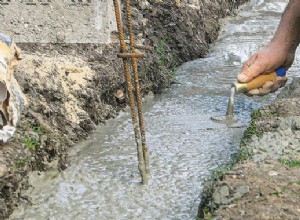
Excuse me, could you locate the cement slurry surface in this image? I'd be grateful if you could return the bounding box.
[11,0,300,219]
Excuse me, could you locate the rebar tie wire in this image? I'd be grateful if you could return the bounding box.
[113,0,151,185]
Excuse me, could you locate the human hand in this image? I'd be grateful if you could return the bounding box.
[246,76,287,95]
[237,43,293,95]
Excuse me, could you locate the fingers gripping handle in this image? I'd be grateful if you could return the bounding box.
[246,72,277,91]
[234,67,286,93]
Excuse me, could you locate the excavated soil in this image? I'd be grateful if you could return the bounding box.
[213,161,300,219]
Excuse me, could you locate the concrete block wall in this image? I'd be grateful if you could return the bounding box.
[0,0,117,43]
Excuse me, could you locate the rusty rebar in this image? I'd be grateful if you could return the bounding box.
[125,0,150,176]
[113,0,147,184]
[117,52,145,58]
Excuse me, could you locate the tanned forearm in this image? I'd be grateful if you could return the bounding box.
[271,0,300,53]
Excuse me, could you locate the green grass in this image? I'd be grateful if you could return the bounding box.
[261,110,273,117]
[253,107,281,118]
[251,108,261,119]
[16,159,25,167]
[155,37,178,82]
[156,38,168,66]
[245,107,279,141]
[234,147,253,162]
[30,123,45,135]
[211,165,231,181]
[243,120,263,140]
[197,206,213,220]
[270,181,300,198]
[23,137,39,150]
[279,159,300,167]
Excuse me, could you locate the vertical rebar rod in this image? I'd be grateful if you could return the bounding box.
[125,0,150,176]
[113,0,147,184]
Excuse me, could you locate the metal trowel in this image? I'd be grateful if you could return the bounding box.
[211,66,286,124]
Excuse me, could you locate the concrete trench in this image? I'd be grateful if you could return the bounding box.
[10,0,300,219]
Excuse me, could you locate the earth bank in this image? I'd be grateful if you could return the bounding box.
[0,0,248,218]
[198,78,300,219]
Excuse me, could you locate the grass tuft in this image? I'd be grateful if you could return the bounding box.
[23,137,39,150]
[279,159,300,167]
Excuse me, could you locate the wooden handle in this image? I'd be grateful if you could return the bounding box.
[246,71,277,91]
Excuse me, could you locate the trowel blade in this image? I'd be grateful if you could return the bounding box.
[210,115,238,125]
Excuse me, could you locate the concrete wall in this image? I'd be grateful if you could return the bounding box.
[0,0,117,43]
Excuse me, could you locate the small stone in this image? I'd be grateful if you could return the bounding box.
[289,144,297,150]
[293,117,300,129]
[272,154,281,160]
[140,1,151,10]
[228,204,237,209]
[239,209,245,216]
[115,89,124,101]
[234,185,250,198]
[0,164,7,177]
[268,171,278,176]
[282,140,289,147]
[65,126,75,136]
[213,185,229,205]
[253,153,267,162]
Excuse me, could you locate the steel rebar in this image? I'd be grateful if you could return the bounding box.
[113,0,148,184]
[125,0,150,176]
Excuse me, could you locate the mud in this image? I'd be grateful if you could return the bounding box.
[0,0,247,219]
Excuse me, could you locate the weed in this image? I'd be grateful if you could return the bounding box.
[262,110,273,117]
[271,190,284,197]
[259,108,280,118]
[166,69,176,78]
[270,181,300,198]
[251,108,261,119]
[155,37,179,82]
[233,147,253,162]
[199,206,213,220]
[286,182,300,197]
[279,159,300,167]
[30,123,44,135]
[243,120,262,140]
[156,38,167,66]
[23,137,39,150]
[211,165,230,181]
[234,196,241,203]
[16,159,25,167]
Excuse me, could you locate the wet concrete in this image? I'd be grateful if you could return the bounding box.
[10,0,299,219]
